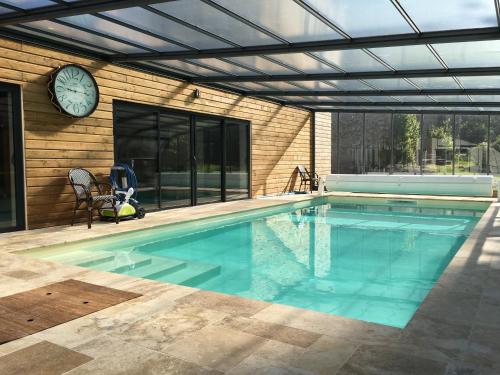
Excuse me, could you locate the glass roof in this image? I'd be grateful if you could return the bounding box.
[1,0,499,114]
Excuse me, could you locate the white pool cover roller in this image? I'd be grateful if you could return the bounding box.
[325,174,493,197]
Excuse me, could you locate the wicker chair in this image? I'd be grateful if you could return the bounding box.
[297,165,319,192]
[68,168,118,229]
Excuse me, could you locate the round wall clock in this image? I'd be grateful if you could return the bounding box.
[48,64,99,118]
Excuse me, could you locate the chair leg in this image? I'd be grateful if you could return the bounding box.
[113,201,119,225]
[71,201,79,226]
[87,203,92,229]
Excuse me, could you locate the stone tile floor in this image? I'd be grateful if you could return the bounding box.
[0,193,498,374]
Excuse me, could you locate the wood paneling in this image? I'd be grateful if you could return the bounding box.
[0,37,312,229]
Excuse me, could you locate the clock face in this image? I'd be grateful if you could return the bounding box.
[49,65,99,118]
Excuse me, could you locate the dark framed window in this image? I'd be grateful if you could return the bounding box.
[0,82,25,233]
[113,100,250,211]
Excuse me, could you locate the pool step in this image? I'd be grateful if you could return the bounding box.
[121,258,187,279]
[158,261,221,287]
[87,254,153,273]
[47,251,116,267]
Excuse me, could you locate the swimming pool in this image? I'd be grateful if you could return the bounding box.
[22,197,488,328]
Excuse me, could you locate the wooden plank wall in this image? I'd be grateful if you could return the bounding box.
[0,37,312,229]
[315,112,332,178]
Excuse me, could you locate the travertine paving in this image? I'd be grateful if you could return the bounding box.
[0,193,498,374]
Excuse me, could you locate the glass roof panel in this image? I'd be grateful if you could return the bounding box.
[303,0,413,37]
[328,80,373,90]
[59,14,184,52]
[408,77,460,89]
[152,0,276,46]
[314,50,388,72]
[0,6,13,14]
[458,76,500,89]
[363,78,416,90]
[360,96,400,102]
[224,82,272,91]
[0,0,54,9]
[428,95,472,102]
[369,45,442,70]
[24,20,147,53]
[102,7,230,49]
[396,96,436,102]
[469,95,500,101]
[227,56,297,74]
[269,53,339,73]
[399,0,497,31]
[7,25,115,54]
[188,58,260,75]
[432,40,500,68]
[156,60,227,76]
[212,0,343,42]
[291,81,337,90]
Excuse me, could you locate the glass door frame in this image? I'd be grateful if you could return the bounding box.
[113,100,251,211]
[0,82,25,233]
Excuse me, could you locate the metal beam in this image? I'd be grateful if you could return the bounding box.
[247,89,500,97]
[315,108,500,115]
[190,67,500,83]
[289,101,500,107]
[110,26,500,62]
[0,0,174,26]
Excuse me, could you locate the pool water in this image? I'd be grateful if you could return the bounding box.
[23,197,487,328]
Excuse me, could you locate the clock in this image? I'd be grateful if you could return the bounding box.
[48,64,99,118]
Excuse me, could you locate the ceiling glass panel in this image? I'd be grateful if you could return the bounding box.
[7,25,115,54]
[224,82,272,90]
[369,45,442,70]
[188,58,260,75]
[428,95,472,102]
[59,15,184,52]
[256,81,310,90]
[269,53,339,73]
[399,0,497,31]
[469,95,500,101]
[0,0,54,9]
[433,40,500,68]
[303,0,413,37]
[314,50,388,72]
[360,96,400,102]
[291,81,338,90]
[458,76,500,89]
[328,80,373,90]
[363,78,416,90]
[140,61,198,77]
[152,0,276,46]
[156,60,226,76]
[227,56,297,74]
[103,7,230,49]
[396,96,436,102]
[0,6,13,14]
[24,20,147,53]
[212,0,343,42]
[408,77,460,89]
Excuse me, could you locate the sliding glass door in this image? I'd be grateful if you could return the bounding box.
[114,101,250,211]
[195,117,222,204]
[0,83,24,232]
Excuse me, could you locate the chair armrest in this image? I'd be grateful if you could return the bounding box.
[70,182,91,199]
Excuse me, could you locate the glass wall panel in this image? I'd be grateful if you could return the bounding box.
[331,114,339,173]
[393,114,421,174]
[364,113,392,173]
[115,107,159,210]
[489,116,500,179]
[159,113,191,208]
[455,115,488,175]
[422,114,454,174]
[196,118,222,204]
[225,120,249,201]
[339,113,363,173]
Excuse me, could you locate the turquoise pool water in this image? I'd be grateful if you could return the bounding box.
[23,197,487,328]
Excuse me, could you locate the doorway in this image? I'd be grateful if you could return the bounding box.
[0,82,25,232]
